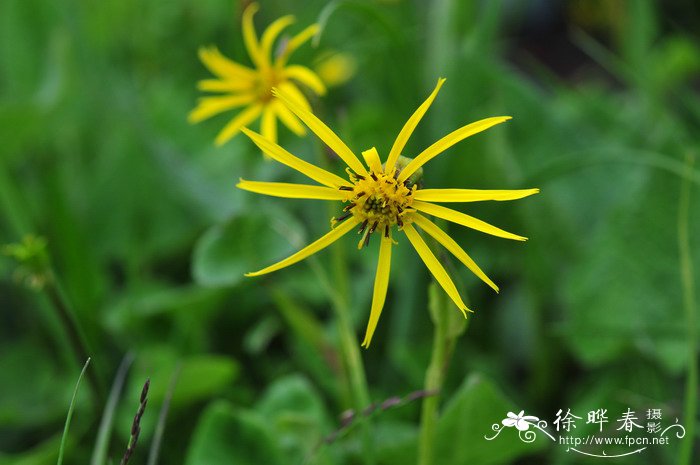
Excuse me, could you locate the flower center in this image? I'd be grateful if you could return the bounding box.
[256,69,280,103]
[334,168,416,248]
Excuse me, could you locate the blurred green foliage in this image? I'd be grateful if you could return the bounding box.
[1,0,699,464]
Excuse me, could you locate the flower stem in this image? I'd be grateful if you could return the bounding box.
[325,227,368,396]
[0,159,105,405]
[314,139,374,463]
[44,272,106,405]
[307,249,375,463]
[417,323,447,464]
[418,281,466,465]
[678,152,697,465]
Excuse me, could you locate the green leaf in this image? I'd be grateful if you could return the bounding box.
[149,354,239,408]
[374,420,420,464]
[257,373,328,422]
[192,207,306,288]
[104,284,228,331]
[0,435,61,465]
[433,373,548,464]
[116,352,239,454]
[563,170,697,373]
[185,401,283,465]
[0,342,76,428]
[255,375,331,462]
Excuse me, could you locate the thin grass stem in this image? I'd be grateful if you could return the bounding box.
[44,274,105,405]
[57,358,91,465]
[90,353,135,465]
[147,365,181,465]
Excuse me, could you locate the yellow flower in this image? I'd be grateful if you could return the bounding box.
[237,78,539,347]
[314,51,357,87]
[189,2,326,146]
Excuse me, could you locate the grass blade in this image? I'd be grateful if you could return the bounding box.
[90,352,135,465]
[147,364,181,465]
[57,357,91,465]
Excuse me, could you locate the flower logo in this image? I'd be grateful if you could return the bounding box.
[486,410,554,443]
[502,411,540,431]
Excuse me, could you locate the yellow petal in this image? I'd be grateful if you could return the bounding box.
[188,94,256,123]
[385,78,445,172]
[260,15,295,62]
[362,147,382,173]
[284,65,327,95]
[412,213,498,292]
[276,24,319,66]
[240,127,351,188]
[246,218,358,276]
[242,2,265,67]
[198,46,255,79]
[412,200,527,241]
[273,87,368,176]
[273,100,306,136]
[398,116,512,183]
[277,81,312,110]
[214,103,263,146]
[403,223,469,315]
[260,105,278,144]
[414,188,540,203]
[361,234,393,348]
[197,79,254,93]
[237,179,346,200]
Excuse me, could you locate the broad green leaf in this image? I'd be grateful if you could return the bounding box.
[192,207,306,288]
[185,401,283,465]
[433,373,548,464]
[140,353,240,408]
[257,373,328,422]
[104,284,229,331]
[256,375,339,465]
[0,343,76,428]
[376,374,548,464]
[563,170,698,373]
[374,420,420,464]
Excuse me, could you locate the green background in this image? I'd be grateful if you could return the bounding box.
[1,0,699,464]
